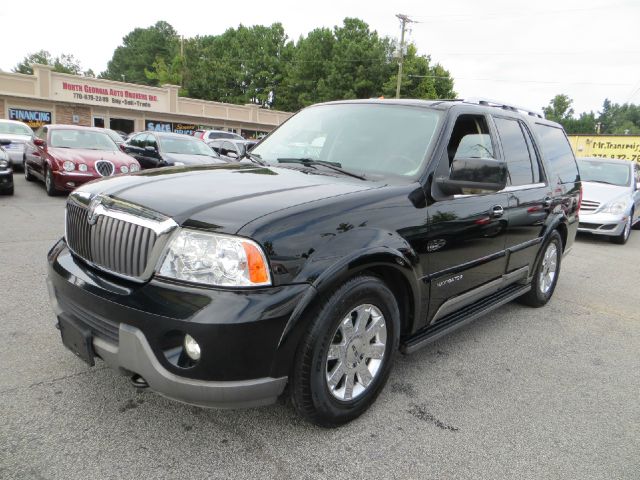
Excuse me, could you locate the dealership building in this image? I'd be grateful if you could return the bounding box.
[0,64,291,137]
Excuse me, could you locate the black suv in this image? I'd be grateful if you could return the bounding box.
[47,99,580,426]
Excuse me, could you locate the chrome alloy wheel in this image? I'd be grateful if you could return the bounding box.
[325,304,387,401]
[539,243,558,294]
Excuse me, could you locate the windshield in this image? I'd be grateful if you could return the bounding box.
[159,136,217,156]
[104,129,123,143]
[251,103,442,179]
[578,160,631,187]
[0,122,32,136]
[50,129,118,151]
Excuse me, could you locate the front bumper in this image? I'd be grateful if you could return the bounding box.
[47,239,312,408]
[53,171,99,191]
[578,211,627,236]
[0,169,13,191]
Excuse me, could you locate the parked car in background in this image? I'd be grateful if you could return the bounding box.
[24,125,140,196]
[0,140,14,195]
[577,157,640,244]
[192,129,244,141]
[207,138,257,161]
[124,131,225,169]
[102,128,127,149]
[47,98,580,426]
[0,119,34,168]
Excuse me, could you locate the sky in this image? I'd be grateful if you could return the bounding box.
[1,0,638,115]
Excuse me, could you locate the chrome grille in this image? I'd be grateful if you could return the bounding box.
[65,193,177,282]
[95,160,115,177]
[580,199,600,212]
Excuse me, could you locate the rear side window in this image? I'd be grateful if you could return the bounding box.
[494,117,536,186]
[535,124,579,183]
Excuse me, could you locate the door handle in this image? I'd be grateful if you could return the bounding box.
[491,205,504,218]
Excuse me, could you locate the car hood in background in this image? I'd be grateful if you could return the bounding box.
[581,181,631,204]
[48,148,135,166]
[74,163,378,233]
[163,152,224,165]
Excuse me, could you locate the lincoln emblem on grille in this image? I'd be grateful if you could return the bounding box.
[87,195,105,225]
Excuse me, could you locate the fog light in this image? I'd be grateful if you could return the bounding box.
[184,334,201,361]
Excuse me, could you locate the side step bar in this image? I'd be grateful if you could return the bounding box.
[401,283,531,354]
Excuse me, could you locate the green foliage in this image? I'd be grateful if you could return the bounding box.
[543,94,640,135]
[13,50,83,75]
[101,21,179,85]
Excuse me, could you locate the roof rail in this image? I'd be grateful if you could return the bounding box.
[463,97,544,118]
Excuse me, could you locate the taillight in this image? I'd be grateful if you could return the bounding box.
[577,186,583,211]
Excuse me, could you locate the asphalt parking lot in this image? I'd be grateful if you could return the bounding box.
[1,174,638,480]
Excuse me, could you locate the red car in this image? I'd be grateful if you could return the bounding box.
[24,125,140,196]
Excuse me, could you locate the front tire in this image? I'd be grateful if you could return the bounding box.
[610,214,632,244]
[24,159,35,181]
[290,275,400,427]
[519,230,562,307]
[44,166,59,196]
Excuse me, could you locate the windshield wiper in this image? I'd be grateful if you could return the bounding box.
[277,158,366,180]
[586,179,618,185]
[242,151,268,166]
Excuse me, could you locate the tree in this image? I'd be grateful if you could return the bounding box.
[13,50,83,75]
[101,21,179,85]
[543,94,575,123]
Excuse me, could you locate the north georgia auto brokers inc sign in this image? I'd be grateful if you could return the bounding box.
[52,78,168,112]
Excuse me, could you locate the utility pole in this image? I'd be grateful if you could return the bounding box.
[395,14,414,99]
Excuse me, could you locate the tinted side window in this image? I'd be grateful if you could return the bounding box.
[146,134,158,150]
[521,124,542,183]
[447,115,495,163]
[130,134,145,148]
[535,124,579,183]
[494,117,534,186]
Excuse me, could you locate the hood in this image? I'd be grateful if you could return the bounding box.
[75,164,379,233]
[163,152,224,165]
[581,181,630,204]
[49,147,135,166]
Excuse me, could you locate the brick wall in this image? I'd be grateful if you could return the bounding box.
[55,104,91,126]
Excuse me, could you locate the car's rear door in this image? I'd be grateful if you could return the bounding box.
[492,115,552,273]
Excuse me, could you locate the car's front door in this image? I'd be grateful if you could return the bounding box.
[426,112,509,324]
[492,115,552,273]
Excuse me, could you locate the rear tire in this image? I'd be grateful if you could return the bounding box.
[0,186,13,195]
[518,230,562,307]
[290,275,400,427]
[44,166,59,196]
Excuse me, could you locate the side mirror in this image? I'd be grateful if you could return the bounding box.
[436,157,508,195]
[119,144,127,152]
[34,138,46,147]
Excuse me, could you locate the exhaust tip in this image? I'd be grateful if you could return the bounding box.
[130,374,149,389]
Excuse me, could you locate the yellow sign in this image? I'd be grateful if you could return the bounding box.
[568,135,640,162]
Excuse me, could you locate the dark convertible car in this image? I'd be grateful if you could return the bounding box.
[47,99,580,426]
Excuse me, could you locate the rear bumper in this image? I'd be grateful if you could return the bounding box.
[578,212,627,236]
[47,239,311,408]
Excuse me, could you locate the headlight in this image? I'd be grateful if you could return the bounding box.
[602,200,628,215]
[120,165,129,174]
[78,163,88,172]
[130,163,140,172]
[158,229,271,287]
[0,160,8,169]
[62,161,75,172]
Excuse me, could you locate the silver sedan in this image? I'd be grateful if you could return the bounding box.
[577,157,640,244]
[0,119,34,168]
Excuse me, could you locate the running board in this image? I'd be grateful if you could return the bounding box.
[401,283,531,354]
